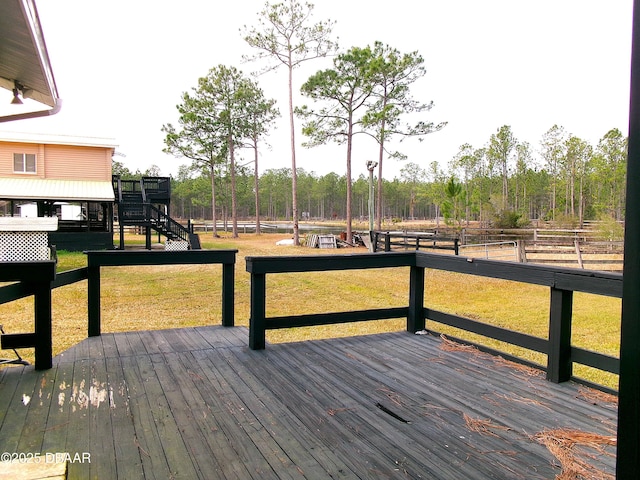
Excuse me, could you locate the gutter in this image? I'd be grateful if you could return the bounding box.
[0,99,62,123]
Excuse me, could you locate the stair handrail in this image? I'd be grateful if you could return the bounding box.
[112,175,124,202]
[146,204,191,244]
[139,179,147,203]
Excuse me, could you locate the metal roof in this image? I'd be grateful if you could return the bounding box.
[0,178,114,202]
[0,0,60,121]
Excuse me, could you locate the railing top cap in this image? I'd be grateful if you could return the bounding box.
[0,217,58,232]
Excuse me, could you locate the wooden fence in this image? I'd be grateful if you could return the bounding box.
[371,231,459,254]
[372,229,624,271]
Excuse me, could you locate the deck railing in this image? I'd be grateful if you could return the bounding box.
[1,248,621,389]
[246,250,621,390]
[86,250,236,336]
[0,250,237,368]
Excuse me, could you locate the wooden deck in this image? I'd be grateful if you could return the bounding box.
[0,326,617,479]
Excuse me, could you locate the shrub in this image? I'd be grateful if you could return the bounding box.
[595,214,624,241]
[492,210,527,229]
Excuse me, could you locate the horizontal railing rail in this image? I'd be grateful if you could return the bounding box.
[0,267,88,305]
[246,250,622,391]
[415,253,622,296]
[246,251,415,274]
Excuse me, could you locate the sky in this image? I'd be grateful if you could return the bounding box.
[0,0,634,181]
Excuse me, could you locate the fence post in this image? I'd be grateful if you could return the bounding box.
[517,240,527,263]
[385,233,391,252]
[249,272,266,350]
[574,240,584,269]
[407,265,425,333]
[547,287,573,383]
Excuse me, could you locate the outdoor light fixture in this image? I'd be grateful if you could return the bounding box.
[10,82,24,105]
[11,88,23,105]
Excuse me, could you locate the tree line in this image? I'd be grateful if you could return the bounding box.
[444,124,627,229]
[114,123,627,231]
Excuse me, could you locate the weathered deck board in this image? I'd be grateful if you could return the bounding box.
[40,360,74,455]
[104,355,145,480]
[0,326,617,479]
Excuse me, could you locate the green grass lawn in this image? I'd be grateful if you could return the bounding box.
[2,233,621,390]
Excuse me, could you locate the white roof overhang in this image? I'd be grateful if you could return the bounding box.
[0,0,61,122]
[0,131,118,149]
[0,178,115,202]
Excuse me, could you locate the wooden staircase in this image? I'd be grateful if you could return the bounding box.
[112,176,200,249]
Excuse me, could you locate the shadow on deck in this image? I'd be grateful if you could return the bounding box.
[0,326,617,479]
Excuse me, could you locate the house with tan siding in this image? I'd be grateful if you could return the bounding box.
[0,131,117,250]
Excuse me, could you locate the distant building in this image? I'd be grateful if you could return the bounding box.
[0,131,117,251]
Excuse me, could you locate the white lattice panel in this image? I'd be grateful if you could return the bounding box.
[165,240,189,251]
[0,231,50,261]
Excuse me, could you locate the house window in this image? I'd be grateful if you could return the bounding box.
[13,153,37,173]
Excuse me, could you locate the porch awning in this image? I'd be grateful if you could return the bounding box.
[0,178,115,202]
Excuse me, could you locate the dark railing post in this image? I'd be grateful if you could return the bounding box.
[547,287,573,383]
[87,264,101,337]
[249,272,266,350]
[618,1,640,476]
[407,265,425,333]
[0,262,56,370]
[222,261,235,327]
[454,238,459,255]
[32,280,53,370]
[385,233,391,252]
